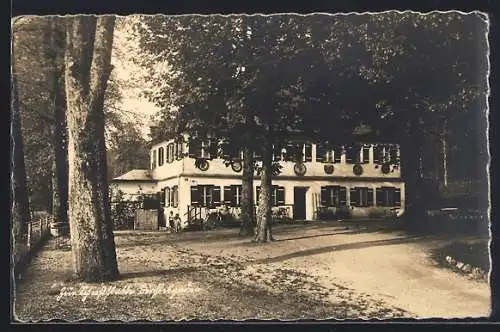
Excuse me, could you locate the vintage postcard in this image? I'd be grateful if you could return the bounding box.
[11,11,491,321]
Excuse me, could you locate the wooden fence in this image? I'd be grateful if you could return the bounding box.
[13,214,53,281]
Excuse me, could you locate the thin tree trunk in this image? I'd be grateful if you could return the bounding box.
[65,16,118,282]
[46,17,69,229]
[441,121,448,189]
[11,35,31,243]
[239,145,255,236]
[254,138,273,243]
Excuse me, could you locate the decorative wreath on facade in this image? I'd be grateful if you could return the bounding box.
[324,164,334,174]
[381,163,391,174]
[231,160,243,173]
[294,162,307,176]
[195,158,210,171]
[353,164,363,176]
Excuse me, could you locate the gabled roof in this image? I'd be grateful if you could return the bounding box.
[112,169,155,182]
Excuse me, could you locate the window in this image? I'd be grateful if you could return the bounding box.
[164,187,170,207]
[350,187,374,207]
[362,145,371,164]
[167,143,175,163]
[197,140,217,159]
[171,185,178,207]
[345,145,361,164]
[152,150,157,169]
[389,145,399,165]
[224,185,243,206]
[158,147,164,167]
[272,145,282,162]
[316,144,334,163]
[190,185,221,207]
[256,186,285,206]
[188,139,202,158]
[283,142,301,161]
[320,186,347,207]
[374,144,392,164]
[375,187,401,207]
[333,146,342,163]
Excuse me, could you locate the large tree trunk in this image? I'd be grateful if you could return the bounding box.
[254,138,273,243]
[65,16,118,282]
[239,145,255,236]
[51,87,69,229]
[400,125,426,228]
[11,66,31,244]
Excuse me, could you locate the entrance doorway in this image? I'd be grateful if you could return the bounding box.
[293,187,307,220]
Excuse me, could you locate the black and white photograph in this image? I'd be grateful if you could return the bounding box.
[11,11,492,321]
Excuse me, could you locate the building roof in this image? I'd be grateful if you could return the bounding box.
[112,169,155,182]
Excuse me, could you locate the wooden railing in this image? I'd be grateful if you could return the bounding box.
[185,204,295,225]
[13,213,53,280]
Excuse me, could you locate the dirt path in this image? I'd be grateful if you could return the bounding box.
[14,228,409,321]
[166,222,491,318]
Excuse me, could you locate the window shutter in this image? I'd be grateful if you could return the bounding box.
[320,187,328,206]
[367,188,374,206]
[304,143,312,162]
[177,141,184,159]
[165,187,170,207]
[363,145,370,164]
[172,186,178,208]
[277,187,285,206]
[223,186,233,205]
[212,186,221,206]
[188,139,201,158]
[170,186,175,206]
[152,150,157,168]
[350,188,359,207]
[375,188,383,206]
[256,187,261,205]
[173,143,178,160]
[158,147,164,166]
[394,188,401,207]
[190,186,199,206]
[160,188,166,206]
[170,144,175,162]
[339,187,347,206]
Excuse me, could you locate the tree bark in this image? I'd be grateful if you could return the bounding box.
[65,16,118,282]
[254,137,274,243]
[239,145,255,236]
[11,56,31,243]
[400,125,426,228]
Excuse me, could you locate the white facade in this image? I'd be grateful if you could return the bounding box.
[112,137,405,229]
